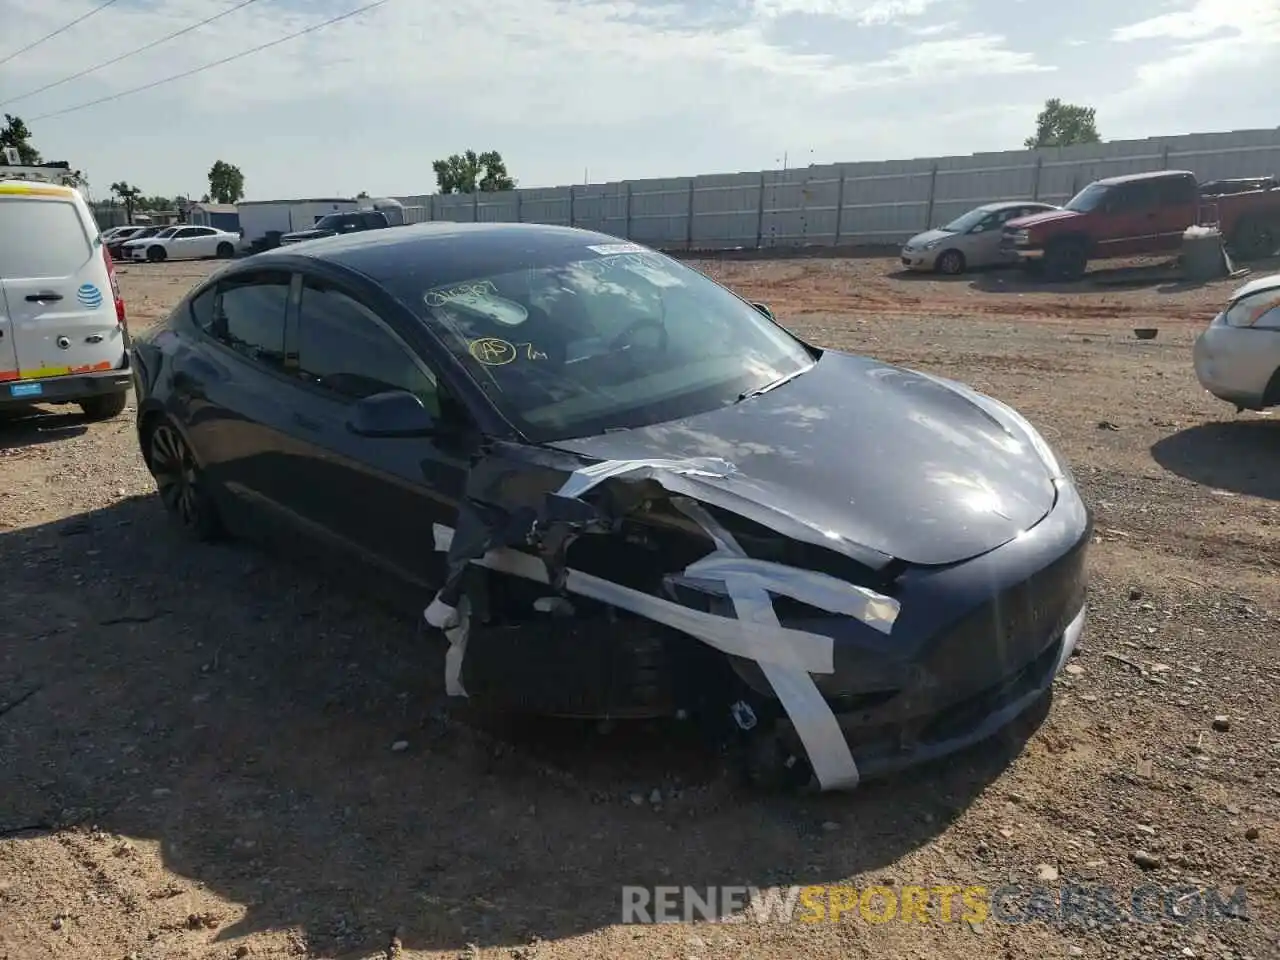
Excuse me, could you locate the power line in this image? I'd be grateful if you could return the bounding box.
[0,0,123,69]
[2,0,269,108]
[29,0,390,122]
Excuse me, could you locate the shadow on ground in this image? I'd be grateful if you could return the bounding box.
[0,407,90,449]
[1151,418,1280,500]
[0,497,1046,957]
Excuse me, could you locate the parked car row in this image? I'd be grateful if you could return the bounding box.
[102,223,243,263]
[903,169,1280,280]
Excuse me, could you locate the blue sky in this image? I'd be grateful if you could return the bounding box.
[0,0,1276,201]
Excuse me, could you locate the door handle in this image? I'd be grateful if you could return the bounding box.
[292,412,323,431]
[26,292,62,302]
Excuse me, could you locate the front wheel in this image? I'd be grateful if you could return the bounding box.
[935,249,966,276]
[1230,220,1277,261]
[146,245,167,263]
[1044,239,1087,281]
[147,419,223,541]
[79,391,128,421]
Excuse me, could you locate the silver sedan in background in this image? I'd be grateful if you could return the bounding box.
[901,200,1059,275]
[1193,272,1280,411]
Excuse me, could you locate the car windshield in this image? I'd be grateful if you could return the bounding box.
[315,214,356,230]
[940,207,993,232]
[391,245,816,442]
[1064,183,1111,213]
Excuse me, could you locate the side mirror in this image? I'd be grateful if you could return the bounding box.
[346,390,436,438]
[750,301,776,321]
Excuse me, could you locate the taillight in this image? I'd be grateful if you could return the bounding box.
[102,243,127,330]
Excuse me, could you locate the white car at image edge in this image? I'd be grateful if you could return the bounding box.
[1193,271,1280,411]
[122,224,242,263]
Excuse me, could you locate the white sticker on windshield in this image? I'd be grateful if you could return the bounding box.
[586,242,648,255]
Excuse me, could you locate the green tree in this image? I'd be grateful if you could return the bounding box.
[110,181,142,223]
[207,160,245,204]
[0,114,41,164]
[356,190,369,199]
[432,150,516,194]
[139,195,172,211]
[1024,99,1101,150]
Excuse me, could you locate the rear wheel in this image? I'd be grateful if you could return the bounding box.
[935,249,966,276]
[146,245,167,263]
[1044,238,1087,281]
[215,242,234,259]
[79,391,128,421]
[146,420,223,540]
[1230,219,1277,261]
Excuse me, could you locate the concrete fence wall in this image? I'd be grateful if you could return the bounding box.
[393,127,1280,250]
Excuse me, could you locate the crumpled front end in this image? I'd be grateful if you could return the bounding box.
[422,440,1089,792]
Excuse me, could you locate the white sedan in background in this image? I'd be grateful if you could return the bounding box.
[1193,272,1280,411]
[122,225,242,263]
[900,200,1059,275]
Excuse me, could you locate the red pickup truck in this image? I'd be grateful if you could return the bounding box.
[1000,169,1280,280]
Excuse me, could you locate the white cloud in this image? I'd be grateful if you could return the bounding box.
[1106,0,1280,124]
[751,0,950,25]
[906,20,960,36]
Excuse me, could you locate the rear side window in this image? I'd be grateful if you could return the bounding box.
[211,271,291,369]
[0,199,92,279]
[1157,176,1197,206]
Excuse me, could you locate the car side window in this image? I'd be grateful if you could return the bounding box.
[1157,176,1197,206]
[189,286,217,332]
[295,279,439,415]
[1111,182,1156,213]
[210,271,291,370]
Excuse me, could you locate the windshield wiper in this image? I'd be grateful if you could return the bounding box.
[735,364,811,403]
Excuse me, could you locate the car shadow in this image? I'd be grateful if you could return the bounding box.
[0,407,89,449]
[1151,419,1280,500]
[0,497,1046,957]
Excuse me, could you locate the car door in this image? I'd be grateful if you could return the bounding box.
[187,227,219,258]
[276,271,470,588]
[176,268,300,530]
[964,209,1013,266]
[1101,181,1158,257]
[161,226,196,260]
[1153,174,1198,251]
[0,191,125,389]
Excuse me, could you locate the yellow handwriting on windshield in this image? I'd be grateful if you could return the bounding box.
[469,338,516,365]
[468,339,548,365]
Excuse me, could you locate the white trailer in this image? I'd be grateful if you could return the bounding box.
[237,197,360,246]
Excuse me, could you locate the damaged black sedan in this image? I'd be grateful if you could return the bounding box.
[130,223,1090,791]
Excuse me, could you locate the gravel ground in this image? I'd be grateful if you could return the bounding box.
[1,254,1277,960]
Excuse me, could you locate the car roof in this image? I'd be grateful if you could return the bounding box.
[1228,271,1280,302]
[0,178,79,199]
[1094,169,1196,187]
[251,221,630,280]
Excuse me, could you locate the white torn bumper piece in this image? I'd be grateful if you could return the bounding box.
[423,456,902,792]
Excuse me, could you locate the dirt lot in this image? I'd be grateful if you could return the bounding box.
[2,254,1277,960]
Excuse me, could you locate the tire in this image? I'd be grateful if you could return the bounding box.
[145,419,223,541]
[1044,238,1087,281]
[1230,220,1277,261]
[146,245,167,263]
[215,242,234,259]
[79,391,128,421]
[935,249,966,276]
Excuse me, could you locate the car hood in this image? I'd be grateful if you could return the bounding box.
[904,228,955,248]
[1006,208,1082,230]
[549,350,1058,566]
[282,228,336,242]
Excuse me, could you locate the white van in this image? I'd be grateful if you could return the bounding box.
[0,180,133,419]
